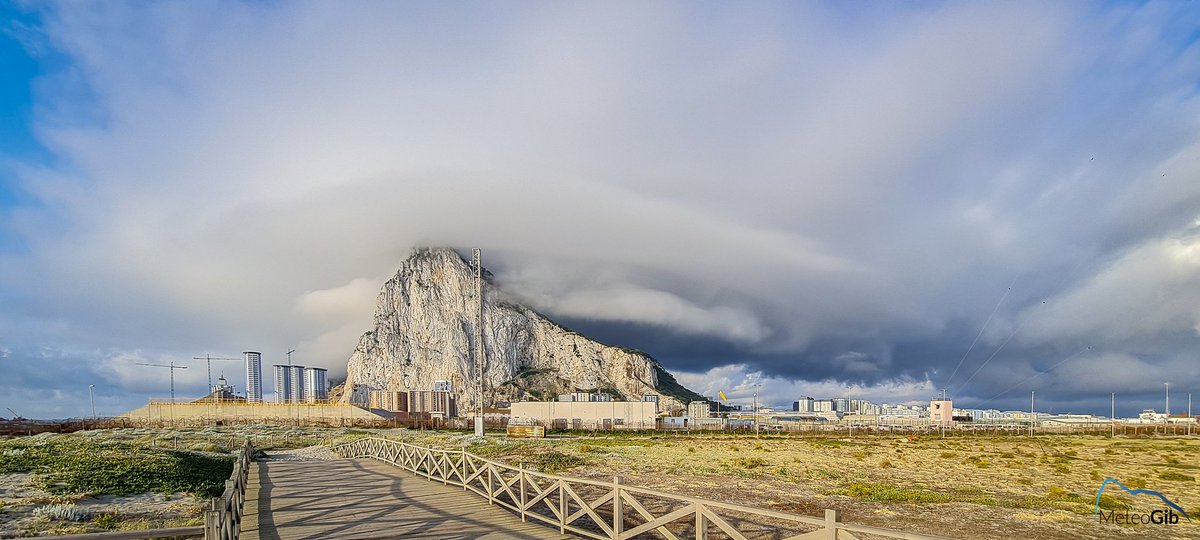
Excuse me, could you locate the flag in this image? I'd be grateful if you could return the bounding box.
[718,390,727,401]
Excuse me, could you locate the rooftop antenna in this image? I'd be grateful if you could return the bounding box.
[192,354,240,391]
[473,247,485,437]
[136,361,188,403]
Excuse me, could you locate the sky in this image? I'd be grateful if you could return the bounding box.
[1,1,1199,419]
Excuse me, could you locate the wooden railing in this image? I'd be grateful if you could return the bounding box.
[203,438,253,540]
[333,437,952,540]
[35,528,203,539]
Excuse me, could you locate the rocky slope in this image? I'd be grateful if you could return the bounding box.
[342,248,703,413]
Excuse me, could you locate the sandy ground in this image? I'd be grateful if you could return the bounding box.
[0,473,204,538]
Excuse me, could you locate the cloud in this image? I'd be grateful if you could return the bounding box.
[0,2,1198,416]
[674,364,938,409]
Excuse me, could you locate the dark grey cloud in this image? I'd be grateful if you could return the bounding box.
[1,2,1198,417]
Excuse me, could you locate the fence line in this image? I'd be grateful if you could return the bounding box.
[204,438,253,540]
[334,437,952,540]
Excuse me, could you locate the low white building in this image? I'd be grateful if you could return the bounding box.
[511,400,657,430]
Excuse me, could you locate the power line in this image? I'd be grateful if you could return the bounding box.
[944,283,1013,388]
[978,346,1092,406]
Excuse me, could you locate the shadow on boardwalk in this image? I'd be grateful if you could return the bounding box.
[242,458,566,539]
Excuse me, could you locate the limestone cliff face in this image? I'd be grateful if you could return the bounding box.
[342,248,701,413]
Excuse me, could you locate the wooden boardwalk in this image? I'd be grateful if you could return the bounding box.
[241,458,568,540]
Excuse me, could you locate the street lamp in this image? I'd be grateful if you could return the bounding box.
[88,384,96,419]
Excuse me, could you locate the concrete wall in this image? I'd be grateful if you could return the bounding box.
[510,401,657,430]
[121,401,390,426]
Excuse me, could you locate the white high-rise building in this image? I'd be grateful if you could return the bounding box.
[287,365,305,403]
[304,367,328,402]
[244,351,262,403]
[273,365,290,404]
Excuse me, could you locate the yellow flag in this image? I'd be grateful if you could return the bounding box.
[718,390,727,401]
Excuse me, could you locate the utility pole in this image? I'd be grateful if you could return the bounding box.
[89,384,96,419]
[1111,392,1115,438]
[1029,391,1035,437]
[847,385,853,438]
[473,248,485,437]
[752,385,761,438]
[1189,393,1192,437]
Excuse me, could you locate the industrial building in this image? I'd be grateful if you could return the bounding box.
[369,390,407,411]
[510,400,658,430]
[244,351,262,403]
[367,389,457,418]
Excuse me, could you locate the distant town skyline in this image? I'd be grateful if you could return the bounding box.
[1,2,1199,418]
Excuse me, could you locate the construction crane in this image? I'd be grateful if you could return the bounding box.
[192,354,241,392]
[5,407,23,421]
[136,362,188,403]
[286,348,296,365]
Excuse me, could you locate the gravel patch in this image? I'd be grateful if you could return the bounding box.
[259,444,340,461]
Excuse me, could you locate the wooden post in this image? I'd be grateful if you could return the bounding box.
[824,509,839,540]
[488,465,494,505]
[695,502,706,540]
[559,480,566,535]
[204,504,216,540]
[612,476,622,538]
[519,464,527,522]
[462,447,468,490]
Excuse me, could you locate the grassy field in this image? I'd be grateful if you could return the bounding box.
[385,430,1200,540]
[0,425,357,536]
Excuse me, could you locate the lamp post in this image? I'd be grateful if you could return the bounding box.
[88,384,96,419]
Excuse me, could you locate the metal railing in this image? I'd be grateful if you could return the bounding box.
[204,438,254,540]
[334,437,952,540]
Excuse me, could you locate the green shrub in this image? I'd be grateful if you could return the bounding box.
[578,444,593,453]
[880,459,894,469]
[847,483,951,503]
[732,457,765,469]
[1158,471,1195,482]
[1053,464,1070,474]
[93,512,121,530]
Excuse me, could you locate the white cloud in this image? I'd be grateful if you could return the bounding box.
[674,364,937,409]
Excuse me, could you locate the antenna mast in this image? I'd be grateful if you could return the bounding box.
[473,248,485,436]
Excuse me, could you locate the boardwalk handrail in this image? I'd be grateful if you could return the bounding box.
[333,437,952,540]
[204,438,254,540]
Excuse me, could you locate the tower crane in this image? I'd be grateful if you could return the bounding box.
[192,354,241,392]
[136,362,188,403]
